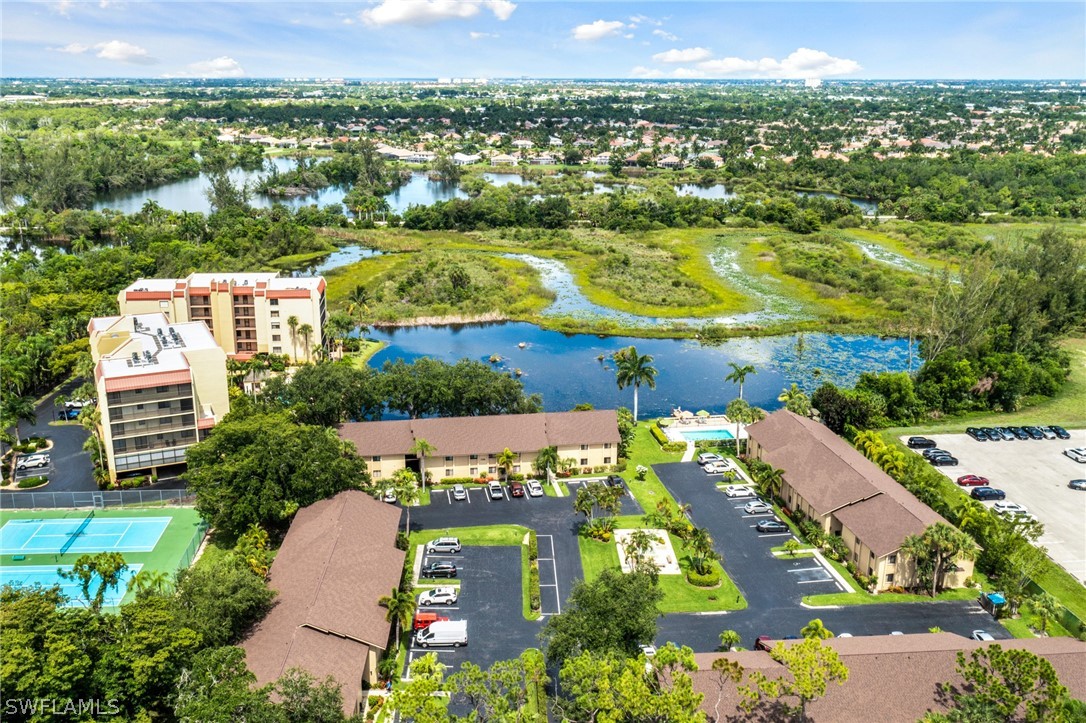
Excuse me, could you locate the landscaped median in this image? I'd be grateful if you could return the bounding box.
[405,524,542,621]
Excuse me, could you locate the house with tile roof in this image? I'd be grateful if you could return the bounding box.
[746,410,974,592]
[337,410,620,483]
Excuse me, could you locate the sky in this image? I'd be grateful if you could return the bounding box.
[2,1,1083,80]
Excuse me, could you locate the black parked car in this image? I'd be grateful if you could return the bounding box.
[421,562,459,579]
[929,455,959,466]
[1050,425,1071,440]
[605,475,628,494]
[907,437,937,449]
[755,520,789,533]
[966,427,988,441]
[922,448,951,459]
[980,427,1002,441]
[1023,426,1046,440]
[971,487,1006,501]
[1008,427,1030,440]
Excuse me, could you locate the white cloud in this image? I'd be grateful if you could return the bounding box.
[623,33,634,39]
[52,0,74,16]
[629,14,663,27]
[52,42,90,54]
[652,47,712,64]
[630,65,663,79]
[652,29,679,42]
[470,31,499,40]
[186,56,245,78]
[94,39,156,64]
[696,47,861,78]
[342,17,355,25]
[671,67,707,79]
[571,19,627,42]
[360,0,516,27]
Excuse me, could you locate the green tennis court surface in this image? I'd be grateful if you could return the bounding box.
[0,508,205,608]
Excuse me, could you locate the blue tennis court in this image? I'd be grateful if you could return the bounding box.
[0,564,142,608]
[0,516,170,555]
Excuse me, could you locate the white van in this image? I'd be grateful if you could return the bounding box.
[415,619,467,648]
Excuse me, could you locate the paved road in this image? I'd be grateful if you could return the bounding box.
[4,380,95,495]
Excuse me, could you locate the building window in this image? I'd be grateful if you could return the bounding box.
[445,468,454,476]
[469,454,478,460]
[270,299,279,306]
[272,346,282,353]
[886,573,894,583]
[469,467,478,475]
[513,465,520,473]
[372,456,381,463]
[580,444,589,451]
[271,322,280,329]
[271,310,279,318]
[372,470,381,479]
[158,401,171,409]
[580,458,588,466]
[488,466,496,474]
[156,385,170,393]
[868,567,874,576]
[888,554,897,564]
[604,457,612,464]
[445,456,453,462]
[272,335,281,342]
[604,442,612,449]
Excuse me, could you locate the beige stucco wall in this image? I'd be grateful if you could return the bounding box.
[365,443,616,483]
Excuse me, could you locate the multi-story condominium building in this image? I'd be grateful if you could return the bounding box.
[117,272,327,362]
[337,410,621,483]
[88,313,230,481]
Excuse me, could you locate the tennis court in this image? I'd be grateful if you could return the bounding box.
[0,515,171,555]
[0,564,143,608]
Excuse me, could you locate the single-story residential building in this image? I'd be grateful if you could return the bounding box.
[690,634,1086,722]
[490,153,519,166]
[337,410,620,482]
[452,152,481,165]
[242,490,405,716]
[746,410,974,592]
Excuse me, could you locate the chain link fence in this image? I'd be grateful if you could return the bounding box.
[0,489,193,510]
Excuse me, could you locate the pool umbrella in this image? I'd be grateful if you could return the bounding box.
[696,410,710,418]
[679,410,694,419]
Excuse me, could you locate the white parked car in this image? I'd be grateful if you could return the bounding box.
[971,630,995,641]
[703,461,729,474]
[487,481,504,500]
[1064,448,1086,463]
[418,586,458,606]
[16,454,50,470]
[697,453,723,466]
[382,488,397,503]
[744,500,772,515]
[526,480,544,497]
[452,484,468,501]
[993,502,1030,518]
[724,485,755,498]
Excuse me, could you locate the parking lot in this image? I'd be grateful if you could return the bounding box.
[10,453,54,486]
[409,546,542,675]
[905,431,1086,582]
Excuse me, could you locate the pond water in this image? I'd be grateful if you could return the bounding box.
[675,184,736,200]
[367,322,915,417]
[92,162,467,216]
[849,239,929,273]
[482,172,536,187]
[288,246,384,277]
[798,191,878,216]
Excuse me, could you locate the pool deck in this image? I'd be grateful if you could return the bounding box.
[663,416,748,443]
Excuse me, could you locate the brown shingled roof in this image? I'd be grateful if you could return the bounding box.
[833,494,927,558]
[242,490,405,715]
[691,634,1086,723]
[338,411,619,458]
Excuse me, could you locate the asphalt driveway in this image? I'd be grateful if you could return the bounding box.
[3,381,95,496]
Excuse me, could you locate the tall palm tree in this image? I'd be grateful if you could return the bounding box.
[496,447,516,482]
[2,395,36,446]
[390,468,420,532]
[298,323,314,363]
[1031,593,1060,636]
[379,586,416,649]
[613,346,657,422]
[347,285,371,337]
[286,315,300,362]
[410,438,436,494]
[725,363,756,401]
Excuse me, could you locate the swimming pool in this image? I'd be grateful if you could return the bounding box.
[675,428,736,441]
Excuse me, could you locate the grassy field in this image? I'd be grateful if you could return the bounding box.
[0,507,206,607]
[619,424,685,514]
[345,339,387,367]
[803,586,980,607]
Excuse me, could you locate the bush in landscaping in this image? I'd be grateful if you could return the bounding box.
[17,476,47,488]
[611,460,627,473]
[687,568,721,587]
[650,425,670,446]
[662,442,687,453]
[528,531,538,562]
[529,561,541,612]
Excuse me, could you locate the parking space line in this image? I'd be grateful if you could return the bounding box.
[797,578,834,584]
[787,567,827,573]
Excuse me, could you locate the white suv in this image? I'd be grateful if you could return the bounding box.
[1064,448,1086,463]
[487,481,504,500]
[426,537,462,554]
[418,587,458,606]
[16,454,50,470]
[723,485,755,498]
[993,502,1031,519]
[697,453,723,466]
[526,481,544,497]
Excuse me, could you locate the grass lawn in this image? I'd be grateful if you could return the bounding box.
[0,507,206,607]
[621,423,685,514]
[405,524,539,620]
[345,339,387,367]
[803,586,982,607]
[1000,600,1074,639]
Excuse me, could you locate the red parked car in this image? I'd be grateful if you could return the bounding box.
[414,612,450,630]
[956,475,990,487]
[509,481,525,497]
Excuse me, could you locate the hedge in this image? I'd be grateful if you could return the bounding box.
[650,425,670,446]
[17,476,47,489]
[687,569,721,587]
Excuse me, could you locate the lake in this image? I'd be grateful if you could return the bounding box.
[675,184,736,200]
[367,322,915,417]
[482,172,536,187]
[798,191,878,216]
[92,162,468,216]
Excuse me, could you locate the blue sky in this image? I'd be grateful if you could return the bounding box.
[2,1,1083,79]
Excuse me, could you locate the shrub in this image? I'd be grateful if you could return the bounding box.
[612,460,627,473]
[17,476,47,489]
[650,425,670,446]
[662,442,688,453]
[528,531,538,562]
[593,466,606,474]
[395,532,409,551]
[635,465,649,481]
[687,568,721,587]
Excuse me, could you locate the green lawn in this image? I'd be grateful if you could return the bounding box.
[621,423,685,514]
[0,507,207,607]
[345,339,387,367]
[1000,600,1074,639]
[803,586,981,607]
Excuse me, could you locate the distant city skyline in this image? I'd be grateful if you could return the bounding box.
[2,1,1083,80]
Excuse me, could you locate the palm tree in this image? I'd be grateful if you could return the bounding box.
[777,383,811,416]
[613,346,657,422]
[391,468,420,533]
[1030,593,1060,636]
[127,569,172,598]
[725,363,756,401]
[2,395,36,446]
[496,447,516,482]
[852,430,883,459]
[753,464,785,501]
[410,438,436,494]
[688,527,720,575]
[379,586,416,649]
[622,529,659,569]
[801,618,834,640]
[287,315,300,362]
[347,285,371,337]
[533,446,559,477]
[298,323,314,363]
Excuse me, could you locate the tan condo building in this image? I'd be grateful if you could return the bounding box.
[337,410,621,482]
[88,313,230,481]
[746,410,974,593]
[117,272,327,362]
